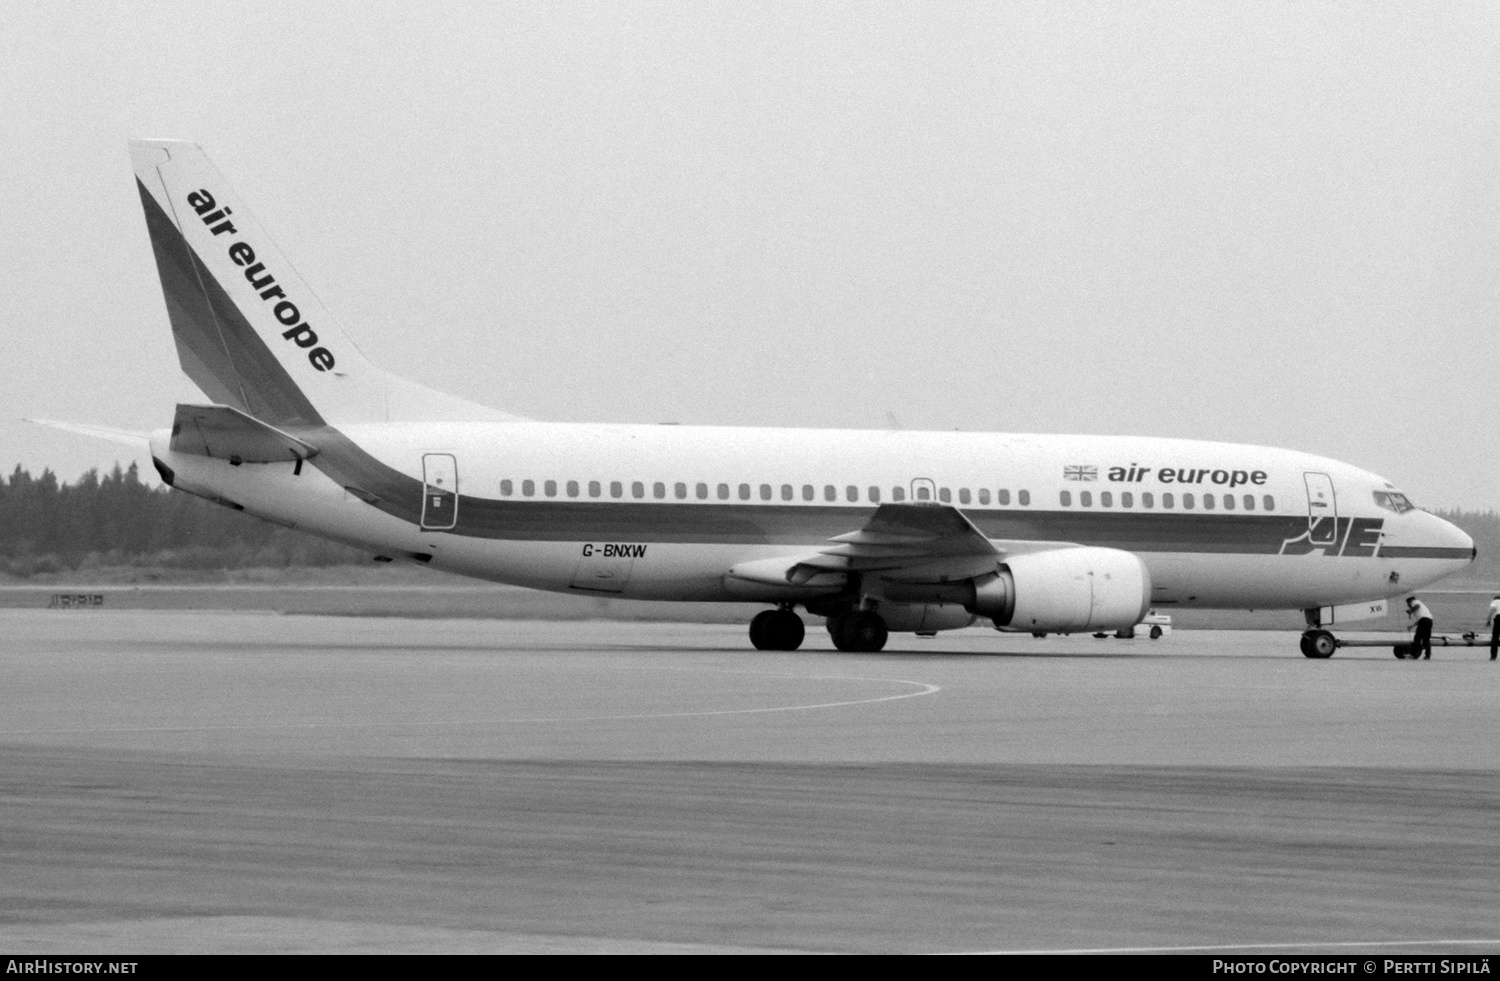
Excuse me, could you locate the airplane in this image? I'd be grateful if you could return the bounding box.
[111,139,1474,657]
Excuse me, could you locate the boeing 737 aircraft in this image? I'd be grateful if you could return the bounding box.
[111,140,1474,656]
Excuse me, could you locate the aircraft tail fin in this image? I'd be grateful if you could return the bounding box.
[129,140,518,427]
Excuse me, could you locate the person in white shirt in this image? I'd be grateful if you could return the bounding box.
[1486,595,1500,661]
[1406,597,1434,660]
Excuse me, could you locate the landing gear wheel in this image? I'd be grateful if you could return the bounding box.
[749,609,804,651]
[1149,625,1163,640]
[1393,643,1414,660]
[832,611,888,653]
[749,610,775,650]
[1301,629,1336,659]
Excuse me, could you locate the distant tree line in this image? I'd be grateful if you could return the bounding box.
[1,463,1496,581]
[0,463,364,576]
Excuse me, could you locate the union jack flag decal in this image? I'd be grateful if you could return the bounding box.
[1063,465,1098,481]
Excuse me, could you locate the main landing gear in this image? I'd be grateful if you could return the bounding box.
[747,606,892,653]
[749,607,805,651]
[826,610,889,653]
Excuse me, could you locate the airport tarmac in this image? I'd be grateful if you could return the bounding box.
[1,610,1497,954]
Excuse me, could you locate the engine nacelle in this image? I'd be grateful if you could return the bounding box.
[966,547,1151,633]
[873,602,976,633]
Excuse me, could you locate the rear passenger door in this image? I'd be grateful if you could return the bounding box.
[421,454,458,530]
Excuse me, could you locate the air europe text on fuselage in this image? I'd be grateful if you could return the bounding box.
[1107,465,1268,488]
[185,189,336,373]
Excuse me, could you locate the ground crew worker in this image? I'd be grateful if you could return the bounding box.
[1487,595,1500,661]
[1406,596,1434,660]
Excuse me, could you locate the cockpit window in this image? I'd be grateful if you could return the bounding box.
[1373,490,1415,514]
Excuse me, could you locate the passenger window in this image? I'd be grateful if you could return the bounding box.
[738,483,750,501]
[893,487,906,502]
[610,481,623,499]
[566,480,579,498]
[1122,491,1133,507]
[846,485,859,502]
[500,479,513,496]
[674,482,687,500]
[1243,494,1254,511]
[998,489,1010,505]
[522,479,535,497]
[632,482,645,499]
[1264,495,1275,511]
[760,484,772,501]
[1183,493,1194,509]
[589,480,601,498]
[781,484,793,502]
[978,489,990,505]
[1018,490,1030,506]
[717,483,729,500]
[652,482,665,499]
[1100,491,1112,507]
[824,485,836,502]
[544,479,557,497]
[695,483,707,500]
[1202,493,1213,510]
[939,488,951,503]
[1060,490,1072,506]
[869,486,881,503]
[1162,492,1174,508]
[1222,494,1233,510]
[1142,492,1153,508]
[1080,491,1092,507]
[959,488,970,505]
[802,484,814,502]
[915,485,930,501]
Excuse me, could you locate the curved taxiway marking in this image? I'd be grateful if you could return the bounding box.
[0,673,940,735]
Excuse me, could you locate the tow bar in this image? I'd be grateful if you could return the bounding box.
[1333,632,1490,659]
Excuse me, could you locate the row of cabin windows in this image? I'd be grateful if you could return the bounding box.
[496,479,1032,506]
[1059,489,1275,511]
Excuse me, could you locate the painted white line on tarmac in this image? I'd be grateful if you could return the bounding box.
[0,674,940,734]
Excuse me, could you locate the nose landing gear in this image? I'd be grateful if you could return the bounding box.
[1299,629,1337,658]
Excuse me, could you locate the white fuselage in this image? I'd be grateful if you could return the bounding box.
[151,421,1475,615]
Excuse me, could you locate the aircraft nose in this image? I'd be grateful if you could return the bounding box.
[1432,512,1476,564]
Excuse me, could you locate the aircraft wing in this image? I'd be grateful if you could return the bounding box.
[729,503,1081,588]
[168,403,319,464]
[788,503,999,582]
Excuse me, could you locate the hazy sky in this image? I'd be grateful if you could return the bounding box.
[3,2,1497,508]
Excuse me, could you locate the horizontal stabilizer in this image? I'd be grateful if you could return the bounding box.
[26,419,151,448]
[169,403,318,464]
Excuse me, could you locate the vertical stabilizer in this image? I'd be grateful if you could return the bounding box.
[130,140,516,426]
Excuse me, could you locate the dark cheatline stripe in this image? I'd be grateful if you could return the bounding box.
[136,178,325,429]
[332,478,1314,552]
[1377,546,1474,560]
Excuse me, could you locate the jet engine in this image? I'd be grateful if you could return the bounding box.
[872,602,976,633]
[965,547,1151,633]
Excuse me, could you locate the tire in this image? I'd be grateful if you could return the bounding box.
[768,610,805,651]
[749,610,777,651]
[1149,626,1163,640]
[1393,643,1413,659]
[1303,629,1336,659]
[834,611,888,653]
